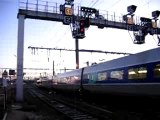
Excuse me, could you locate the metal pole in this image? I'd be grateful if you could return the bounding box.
[53,60,55,76]
[37,0,38,11]
[56,3,57,13]
[3,77,7,111]
[16,15,25,102]
[4,87,7,111]
[26,0,28,10]
[75,38,79,69]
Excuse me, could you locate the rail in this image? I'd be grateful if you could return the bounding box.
[28,88,99,119]
[28,85,113,119]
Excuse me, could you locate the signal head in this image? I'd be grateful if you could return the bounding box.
[152,10,160,19]
[127,5,137,15]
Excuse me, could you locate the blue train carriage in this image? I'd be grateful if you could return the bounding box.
[82,47,160,96]
[52,47,160,97]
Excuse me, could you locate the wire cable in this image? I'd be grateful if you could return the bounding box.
[90,0,99,7]
[128,30,135,43]
[106,0,122,10]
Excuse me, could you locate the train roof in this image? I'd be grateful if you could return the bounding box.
[84,47,160,74]
[57,68,82,78]
[56,47,160,77]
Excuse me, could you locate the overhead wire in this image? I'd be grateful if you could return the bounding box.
[128,30,135,43]
[54,26,71,48]
[152,35,160,46]
[90,0,100,7]
[77,0,83,5]
[106,0,122,10]
[87,0,100,8]
[152,36,158,45]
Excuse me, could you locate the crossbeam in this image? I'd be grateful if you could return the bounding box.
[0,68,50,70]
[28,46,132,55]
[18,9,160,34]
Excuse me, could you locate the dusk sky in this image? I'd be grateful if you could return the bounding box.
[0,0,160,75]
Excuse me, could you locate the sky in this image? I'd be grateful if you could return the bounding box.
[0,0,160,76]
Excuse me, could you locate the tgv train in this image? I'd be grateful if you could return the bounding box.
[40,47,160,97]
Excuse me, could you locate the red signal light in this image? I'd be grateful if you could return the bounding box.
[80,20,85,26]
[80,21,84,26]
[80,28,84,32]
[79,19,85,34]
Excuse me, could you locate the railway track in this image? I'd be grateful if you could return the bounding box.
[43,89,160,120]
[26,84,160,120]
[26,85,113,120]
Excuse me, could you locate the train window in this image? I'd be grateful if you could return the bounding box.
[154,64,160,78]
[110,70,124,80]
[128,67,147,79]
[98,72,107,81]
[88,73,97,83]
[82,74,90,83]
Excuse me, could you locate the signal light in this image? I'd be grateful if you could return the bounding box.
[2,70,8,77]
[80,28,84,32]
[127,5,137,15]
[9,69,16,75]
[81,7,97,14]
[79,19,85,35]
[140,17,152,22]
[152,10,160,19]
[60,5,64,12]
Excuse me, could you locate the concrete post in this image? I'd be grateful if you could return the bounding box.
[16,15,25,102]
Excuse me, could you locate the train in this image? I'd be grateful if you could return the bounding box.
[37,47,160,97]
[36,76,52,87]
